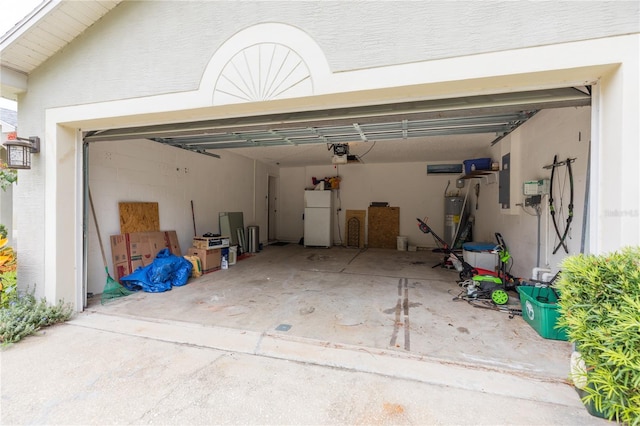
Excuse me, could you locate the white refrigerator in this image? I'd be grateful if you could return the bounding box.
[304,190,333,247]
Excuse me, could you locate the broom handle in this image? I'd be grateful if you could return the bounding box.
[88,188,109,269]
[191,200,197,236]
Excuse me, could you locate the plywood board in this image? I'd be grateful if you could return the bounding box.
[119,202,160,234]
[367,206,399,249]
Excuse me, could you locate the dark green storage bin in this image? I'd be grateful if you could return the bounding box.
[575,387,609,420]
[517,285,568,341]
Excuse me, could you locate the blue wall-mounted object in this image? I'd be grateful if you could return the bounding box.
[427,164,463,174]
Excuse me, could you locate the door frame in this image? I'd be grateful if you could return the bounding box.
[268,175,279,242]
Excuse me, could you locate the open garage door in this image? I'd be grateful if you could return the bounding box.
[82,85,592,305]
[83,87,590,166]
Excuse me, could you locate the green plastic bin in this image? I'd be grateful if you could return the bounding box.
[517,285,568,341]
[575,387,609,420]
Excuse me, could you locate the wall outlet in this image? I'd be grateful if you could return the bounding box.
[525,195,542,206]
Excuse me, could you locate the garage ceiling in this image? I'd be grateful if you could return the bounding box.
[84,87,591,167]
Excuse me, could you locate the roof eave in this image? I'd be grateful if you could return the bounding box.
[0,0,59,49]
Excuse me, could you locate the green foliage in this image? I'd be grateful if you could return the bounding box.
[556,247,640,425]
[0,224,7,239]
[0,162,17,191]
[0,270,17,308]
[0,238,17,305]
[0,288,74,346]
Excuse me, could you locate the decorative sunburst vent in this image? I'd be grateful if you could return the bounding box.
[213,43,312,104]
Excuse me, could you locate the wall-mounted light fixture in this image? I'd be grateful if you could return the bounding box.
[3,133,40,169]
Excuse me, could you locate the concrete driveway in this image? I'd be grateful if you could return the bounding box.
[0,245,608,424]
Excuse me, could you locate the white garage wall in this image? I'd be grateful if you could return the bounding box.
[87,139,277,296]
[278,160,484,249]
[473,107,591,279]
[278,167,307,243]
[277,107,590,281]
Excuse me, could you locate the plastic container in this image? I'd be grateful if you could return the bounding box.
[462,242,496,251]
[220,247,229,269]
[463,249,498,271]
[228,246,237,265]
[462,242,498,271]
[396,236,408,251]
[575,387,609,420]
[463,158,492,174]
[517,285,568,341]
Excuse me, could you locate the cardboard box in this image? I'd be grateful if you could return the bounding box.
[110,230,182,282]
[165,230,182,255]
[187,247,221,272]
[111,234,136,283]
[192,236,229,250]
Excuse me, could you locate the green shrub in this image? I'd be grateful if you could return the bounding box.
[0,289,74,346]
[0,237,18,309]
[0,270,17,308]
[0,163,17,191]
[556,247,640,425]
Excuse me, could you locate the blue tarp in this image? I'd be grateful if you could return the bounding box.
[120,248,192,293]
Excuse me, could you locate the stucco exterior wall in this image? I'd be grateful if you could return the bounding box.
[21,1,640,109]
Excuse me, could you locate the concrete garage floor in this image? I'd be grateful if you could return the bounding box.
[87,244,571,382]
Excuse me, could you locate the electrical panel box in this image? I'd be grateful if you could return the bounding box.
[499,153,510,209]
[523,179,550,195]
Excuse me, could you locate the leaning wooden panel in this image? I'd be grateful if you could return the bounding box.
[119,202,160,234]
[367,206,399,249]
[345,209,366,248]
